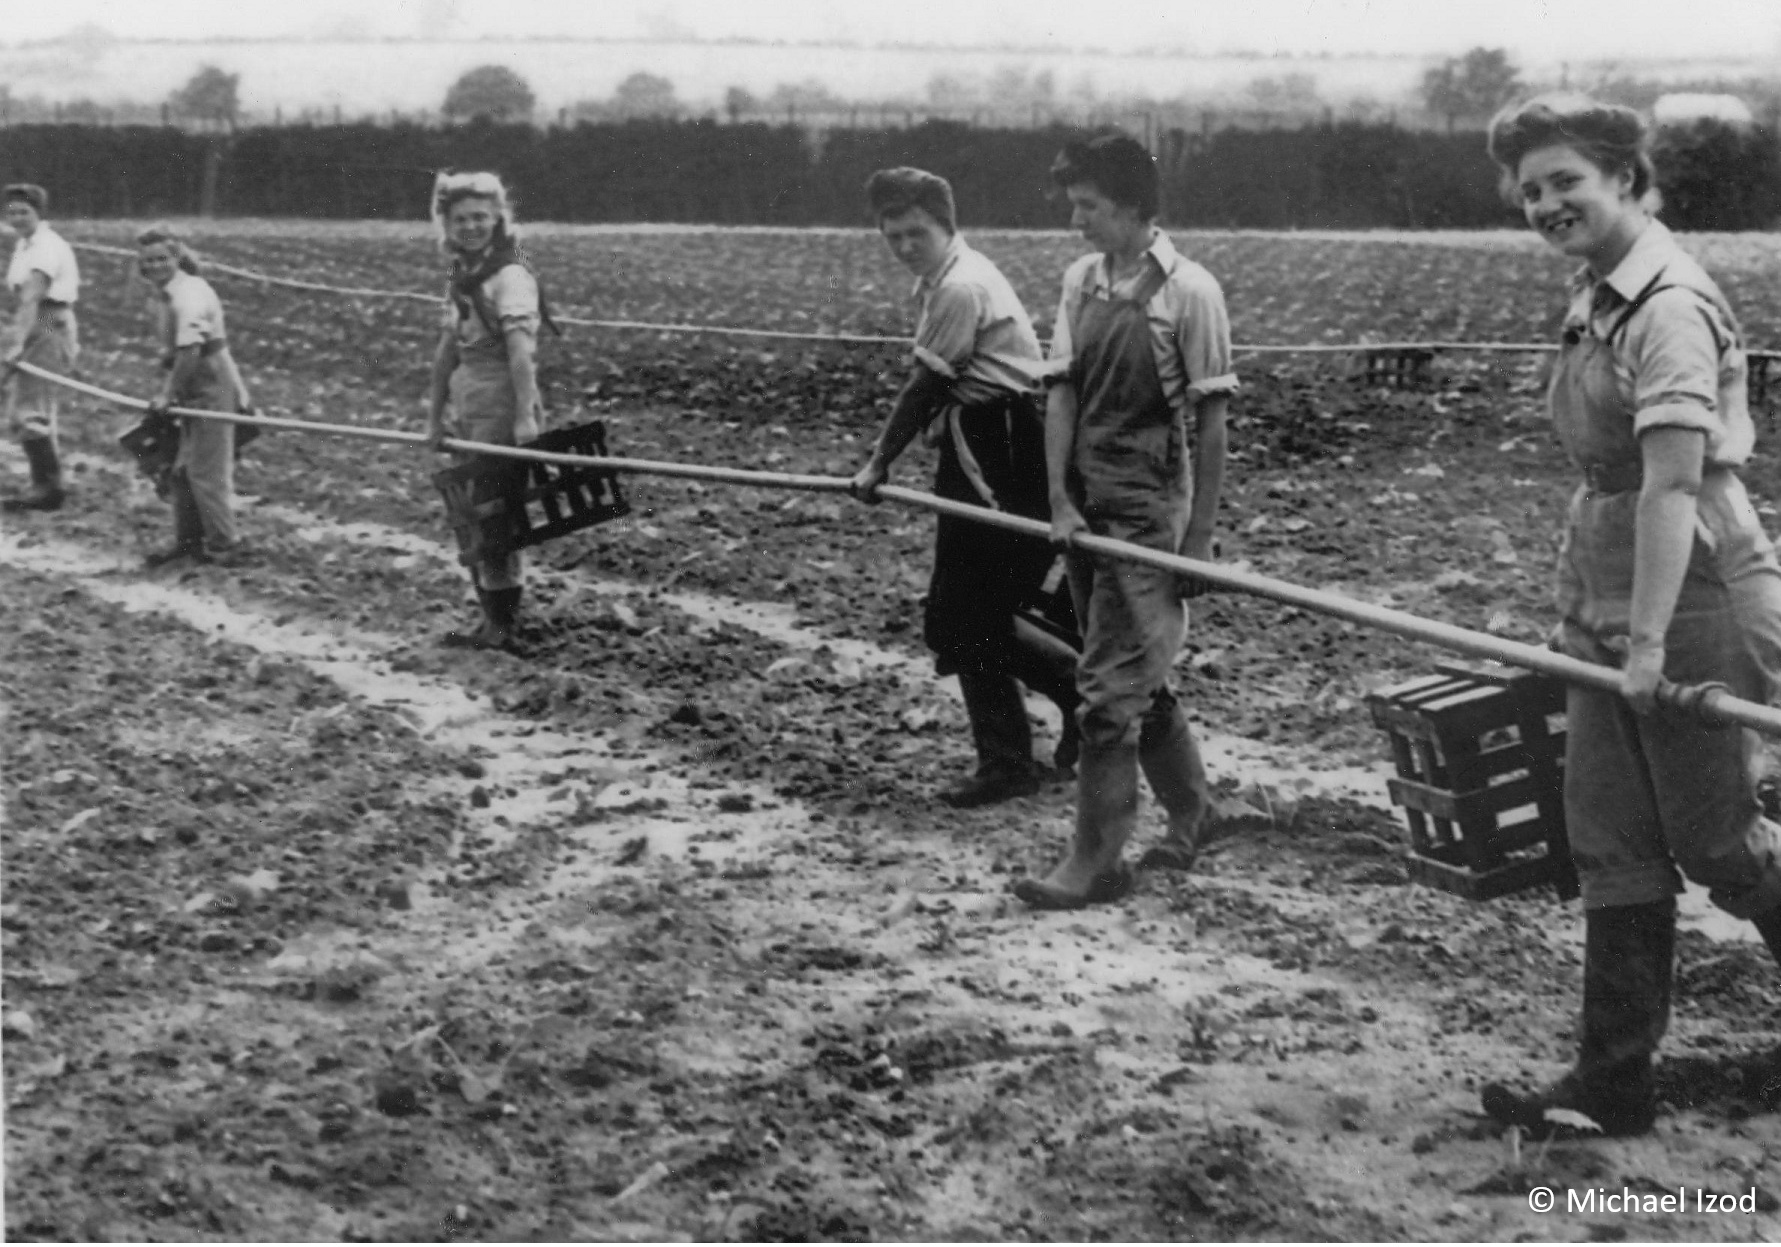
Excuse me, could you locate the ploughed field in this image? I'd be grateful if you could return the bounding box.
[5,222,1781,1241]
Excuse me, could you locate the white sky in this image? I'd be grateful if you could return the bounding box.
[7,0,1781,62]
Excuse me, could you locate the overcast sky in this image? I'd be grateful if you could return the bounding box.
[8,0,1781,63]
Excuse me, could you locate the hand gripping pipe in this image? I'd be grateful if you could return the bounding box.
[17,359,1781,737]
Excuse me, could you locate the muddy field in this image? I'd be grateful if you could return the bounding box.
[4,223,1781,1241]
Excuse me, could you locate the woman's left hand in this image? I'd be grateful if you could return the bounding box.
[514,397,544,445]
[1620,639,1667,715]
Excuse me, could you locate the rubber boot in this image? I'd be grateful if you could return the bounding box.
[1007,616,1082,772]
[1012,740,1139,909]
[2,438,65,512]
[1135,693,1212,873]
[443,588,496,648]
[481,587,523,653]
[942,671,1040,808]
[145,468,207,566]
[1481,898,1676,1137]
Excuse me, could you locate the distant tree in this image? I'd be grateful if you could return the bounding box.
[1245,73,1322,117]
[169,64,241,128]
[723,86,759,122]
[443,65,535,123]
[765,79,846,118]
[1421,47,1520,131]
[611,72,681,119]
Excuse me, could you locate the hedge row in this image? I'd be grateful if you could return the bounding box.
[1,118,1773,230]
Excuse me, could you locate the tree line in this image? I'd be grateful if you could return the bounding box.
[2,116,1776,231]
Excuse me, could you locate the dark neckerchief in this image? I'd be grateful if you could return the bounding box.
[447,231,562,341]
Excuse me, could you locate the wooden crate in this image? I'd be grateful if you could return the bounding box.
[1359,347,1435,388]
[433,421,630,568]
[1367,662,1578,902]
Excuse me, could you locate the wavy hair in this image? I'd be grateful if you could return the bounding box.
[431,169,515,253]
[1487,93,1657,207]
[1049,130,1159,220]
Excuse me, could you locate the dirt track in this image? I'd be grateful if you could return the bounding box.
[6,223,1781,1241]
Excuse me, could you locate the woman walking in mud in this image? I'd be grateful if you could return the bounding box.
[1479,94,1781,1138]
[425,170,550,653]
[3,183,80,513]
[137,225,251,567]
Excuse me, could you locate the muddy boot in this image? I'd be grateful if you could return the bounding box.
[443,589,496,648]
[1008,616,1082,773]
[1013,740,1138,909]
[1481,898,1675,1137]
[1135,693,1211,872]
[479,587,524,653]
[2,438,65,512]
[942,671,1040,808]
[145,468,206,566]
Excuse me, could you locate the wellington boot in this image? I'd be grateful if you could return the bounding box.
[442,590,497,649]
[944,672,1038,807]
[480,587,524,654]
[1482,899,1675,1137]
[1135,695,1211,871]
[1014,741,1139,908]
[2,439,64,512]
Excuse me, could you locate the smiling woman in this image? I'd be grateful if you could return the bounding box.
[1478,92,1781,1142]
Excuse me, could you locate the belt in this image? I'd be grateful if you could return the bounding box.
[1582,462,1642,493]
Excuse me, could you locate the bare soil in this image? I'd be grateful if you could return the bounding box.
[5,224,1781,1242]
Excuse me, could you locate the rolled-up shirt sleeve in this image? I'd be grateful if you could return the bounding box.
[1176,274,1239,399]
[1044,264,1084,385]
[486,267,541,334]
[1625,289,1726,440]
[912,283,981,379]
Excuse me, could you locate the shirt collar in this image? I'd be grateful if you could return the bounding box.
[1092,227,1179,290]
[913,234,966,299]
[1594,218,1672,303]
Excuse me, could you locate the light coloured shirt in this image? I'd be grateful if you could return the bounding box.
[6,223,80,304]
[1564,218,1752,466]
[158,269,228,350]
[1047,229,1238,423]
[446,264,541,350]
[909,235,1043,406]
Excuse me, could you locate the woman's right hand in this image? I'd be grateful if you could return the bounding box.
[425,420,448,453]
[1050,500,1089,549]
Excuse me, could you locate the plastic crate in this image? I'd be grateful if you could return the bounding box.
[433,420,630,568]
[1367,662,1578,901]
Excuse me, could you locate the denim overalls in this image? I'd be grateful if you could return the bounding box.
[1552,266,1781,917]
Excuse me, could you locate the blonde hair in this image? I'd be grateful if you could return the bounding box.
[431,170,515,253]
[135,224,203,275]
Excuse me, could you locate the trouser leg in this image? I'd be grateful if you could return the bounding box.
[179,416,236,551]
[170,468,206,550]
[1481,898,1674,1137]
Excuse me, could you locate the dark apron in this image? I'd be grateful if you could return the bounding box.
[924,391,1066,675]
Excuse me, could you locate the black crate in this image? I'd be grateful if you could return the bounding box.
[1367,662,1578,901]
[433,421,630,568]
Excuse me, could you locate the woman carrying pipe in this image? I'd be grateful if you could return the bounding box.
[137,225,250,566]
[425,170,550,653]
[1479,94,1781,1138]
[2,183,80,513]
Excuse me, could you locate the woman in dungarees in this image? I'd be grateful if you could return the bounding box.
[426,171,547,653]
[1015,133,1238,910]
[1480,95,1781,1138]
[137,225,250,567]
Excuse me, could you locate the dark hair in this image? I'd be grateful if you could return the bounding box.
[1050,130,1159,220]
[865,166,957,232]
[4,183,48,216]
[136,224,203,276]
[1487,93,1655,203]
